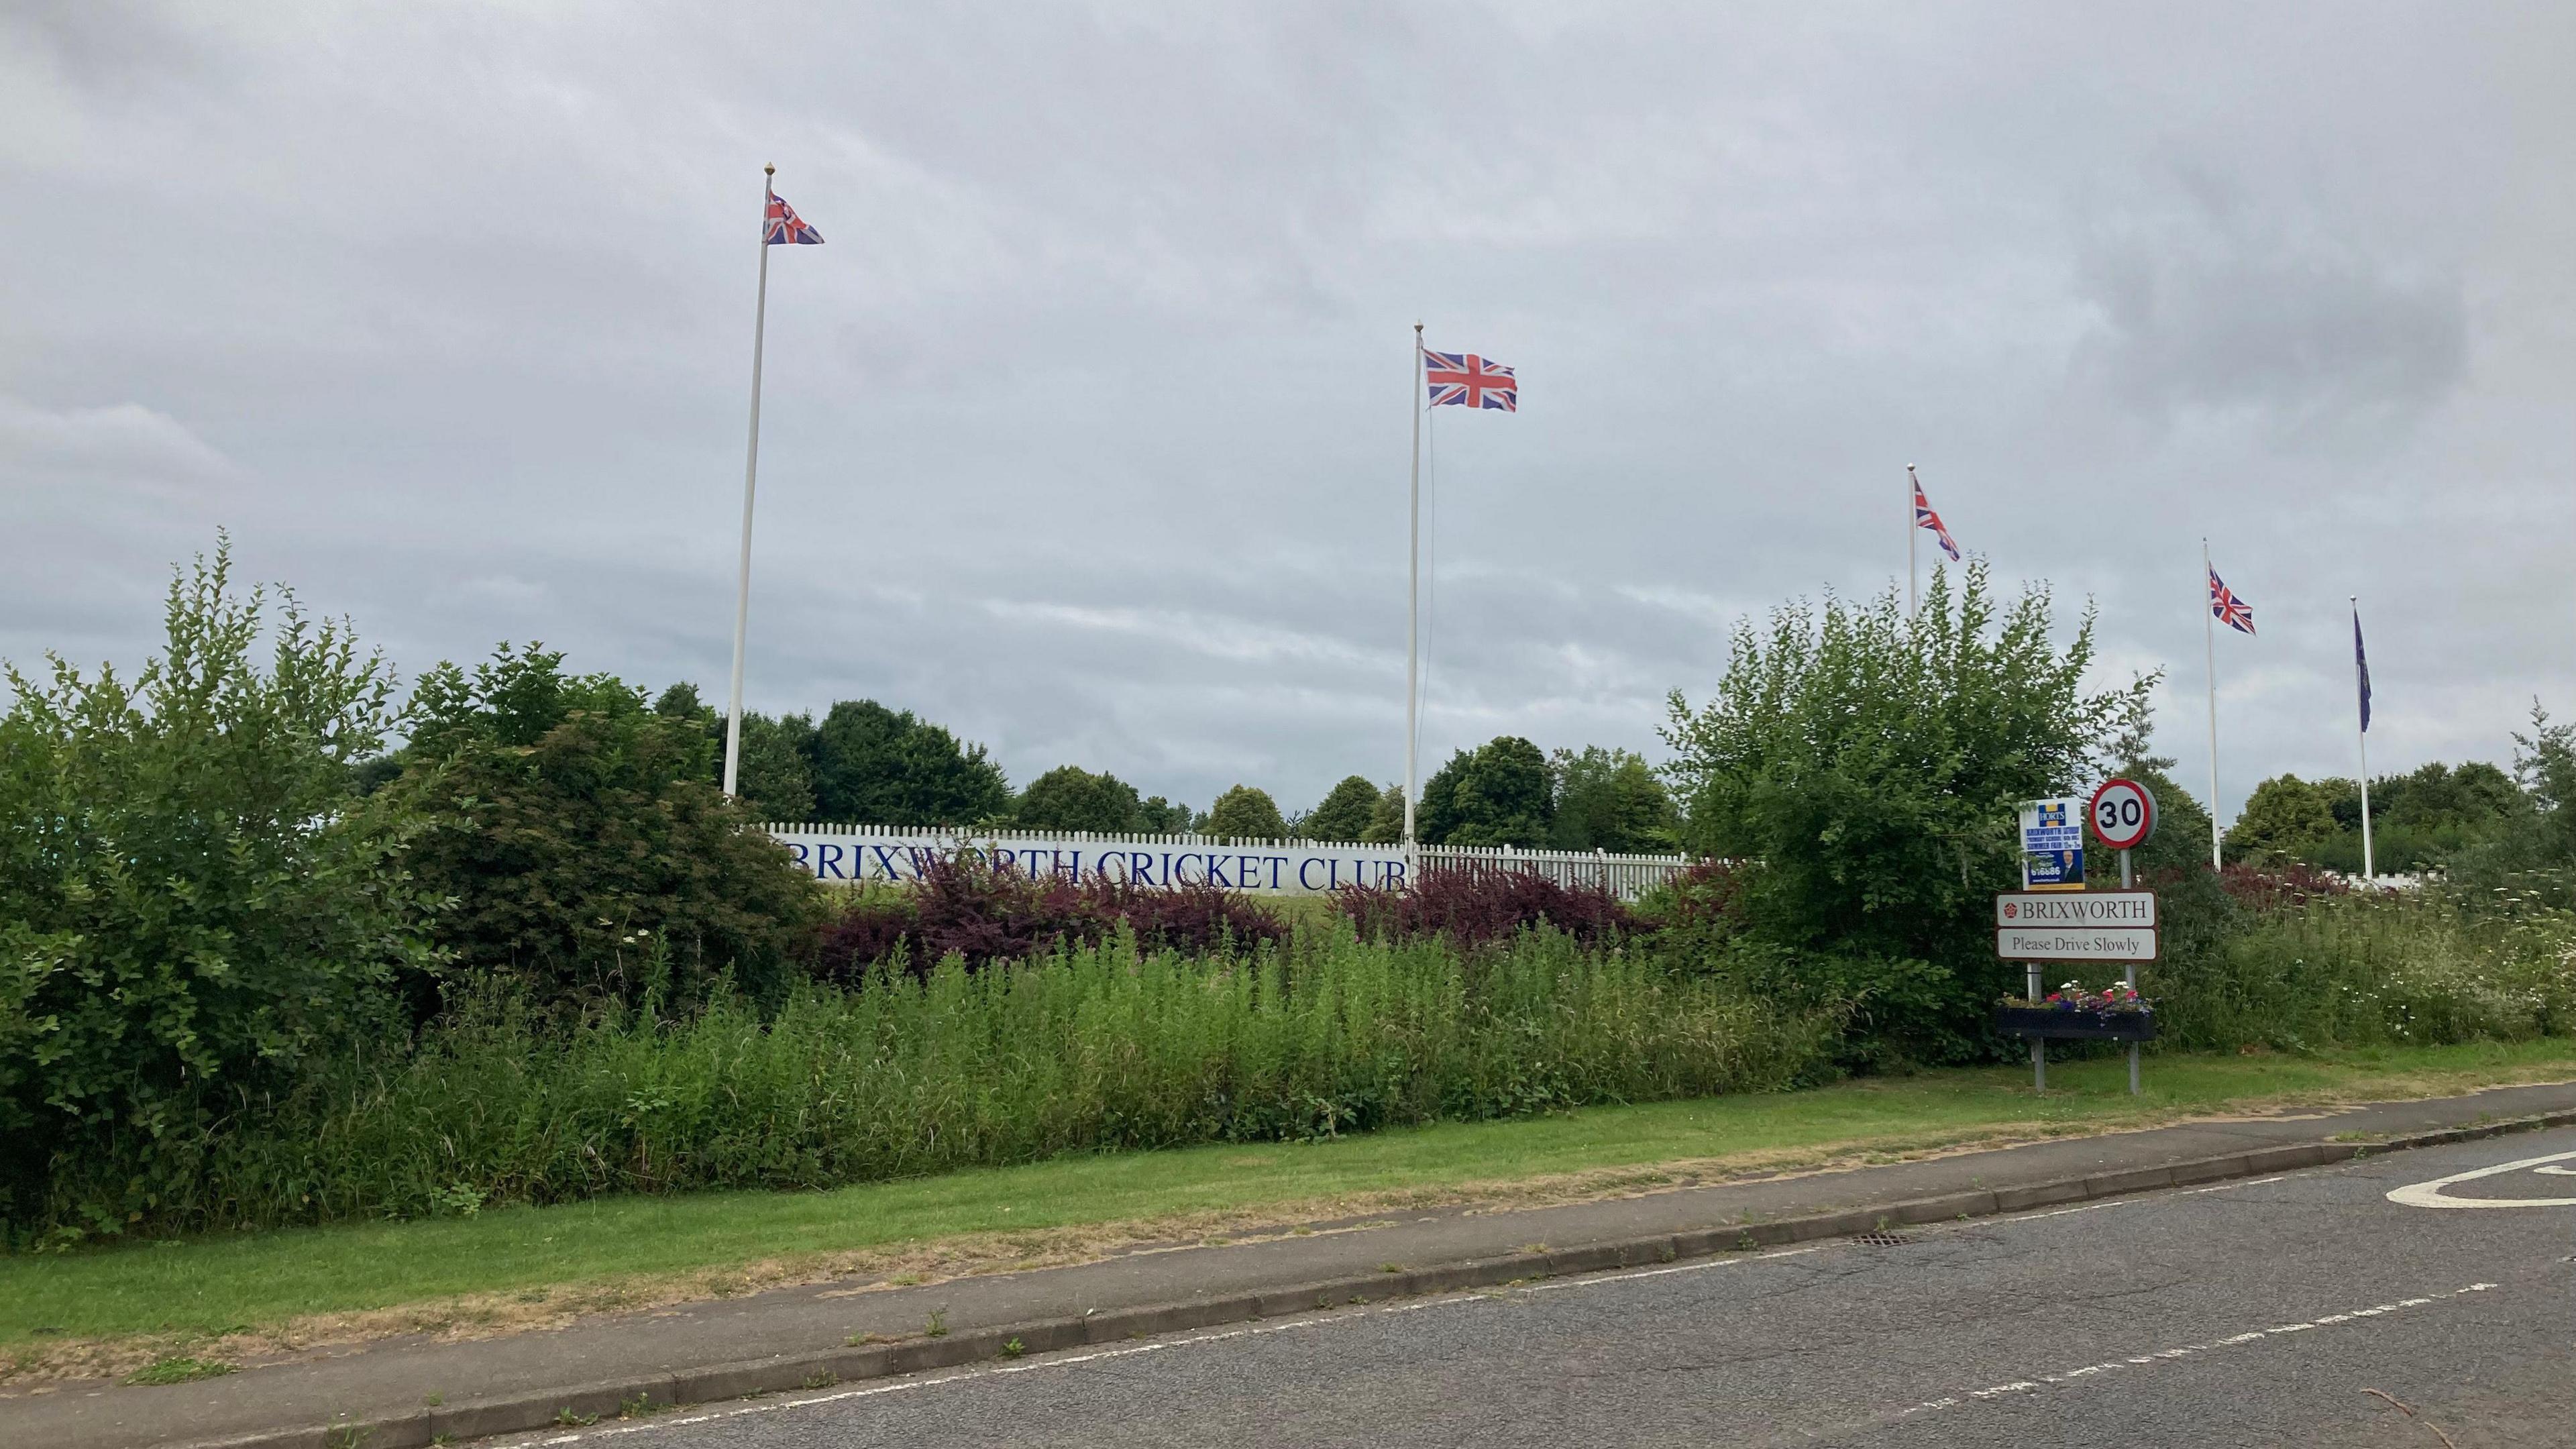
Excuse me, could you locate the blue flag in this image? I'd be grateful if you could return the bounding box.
[2353,606,2372,733]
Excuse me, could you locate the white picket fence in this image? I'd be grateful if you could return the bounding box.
[755,822,1702,900]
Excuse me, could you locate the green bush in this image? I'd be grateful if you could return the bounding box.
[0,543,435,1238]
[1661,564,2154,1061]
[390,646,824,1012]
[48,923,1839,1231]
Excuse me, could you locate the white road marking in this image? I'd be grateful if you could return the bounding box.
[2385,1149,2576,1208]
[2180,1174,2286,1194]
[1519,1244,1823,1292]
[506,1165,2373,1446]
[1898,1284,2498,1419]
[510,1244,1838,1446]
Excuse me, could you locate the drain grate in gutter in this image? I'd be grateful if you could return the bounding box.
[1851,1230,1915,1247]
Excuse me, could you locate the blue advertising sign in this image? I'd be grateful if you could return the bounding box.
[2019,797,2086,891]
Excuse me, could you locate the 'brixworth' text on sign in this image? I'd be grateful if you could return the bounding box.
[1994,891,2157,928]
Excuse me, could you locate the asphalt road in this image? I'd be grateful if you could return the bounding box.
[513,1128,2576,1448]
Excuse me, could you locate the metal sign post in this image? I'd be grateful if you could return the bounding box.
[2027,959,2046,1091]
[1999,780,2162,1096]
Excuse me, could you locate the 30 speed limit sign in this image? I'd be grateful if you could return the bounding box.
[2090,777,2157,851]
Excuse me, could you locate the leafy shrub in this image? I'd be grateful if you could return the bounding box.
[0,543,435,1238]
[1632,860,1748,933]
[1334,865,1632,949]
[808,855,1287,979]
[1660,564,2155,1061]
[391,645,824,1012]
[52,924,1839,1232]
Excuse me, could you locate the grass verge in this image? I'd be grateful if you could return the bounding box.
[5,1037,2570,1386]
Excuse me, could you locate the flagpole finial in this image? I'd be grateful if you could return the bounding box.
[764,163,775,176]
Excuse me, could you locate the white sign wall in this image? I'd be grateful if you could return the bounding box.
[764,828,1415,895]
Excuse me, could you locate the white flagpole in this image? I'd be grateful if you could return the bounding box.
[1906,465,1918,620]
[1403,323,1424,847]
[2353,596,2373,881]
[2203,538,2222,871]
[722,164,775,799]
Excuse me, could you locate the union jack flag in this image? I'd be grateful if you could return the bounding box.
[2209,567,2255,635]
[1911,469,1961,562]
[765,191,824,246]
[1424,348,1516,411]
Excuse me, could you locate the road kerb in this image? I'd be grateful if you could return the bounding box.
[158,1106,2576,1449]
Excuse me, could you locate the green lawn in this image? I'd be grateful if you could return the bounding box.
[7,1038,2571,1373]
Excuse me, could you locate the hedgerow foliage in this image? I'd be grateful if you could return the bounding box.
[0,543,436,1235]
[1334,866,1633,949]
[389,645,824,1012]
[1660,563,2157,1061]
[809,855,1287,979]
[52,924,1839,1230]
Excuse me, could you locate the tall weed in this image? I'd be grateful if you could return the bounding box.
[2149,890,2576,1051]
[42,920,1835,1233]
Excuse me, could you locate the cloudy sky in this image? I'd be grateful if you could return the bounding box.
[4,3,2570,821]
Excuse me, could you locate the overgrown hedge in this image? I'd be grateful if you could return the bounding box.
[35,923,1839,1232]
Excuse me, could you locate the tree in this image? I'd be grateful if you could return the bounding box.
[734,711,819,821]
[2224,775,2341,864]
[1661,564,2155,1059]
[394,645,822,1010]
[808,699,1010,825]
[2377,761,2520,832]
[2512,704,2576,869]
[1204,784,1288,840]
[1549,747,1680,853]
[1360,783,1406,844]
[1417,752,1468,843]
[1137,795,1196,833]
[1303,775,1383,842]
[0,541,436,1232]
[652,684,816,822]
[1454,735,1552,846]
[1016,765,1144,833]
[1412,737,1553,846]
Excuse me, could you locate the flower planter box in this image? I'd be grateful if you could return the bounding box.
[1994,1006,2157,1042]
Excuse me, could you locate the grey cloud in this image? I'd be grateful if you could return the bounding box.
[2069,168,2468,435]
[2,3,2570,823]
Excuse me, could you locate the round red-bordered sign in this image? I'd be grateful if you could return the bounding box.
[2090,777,2157,851]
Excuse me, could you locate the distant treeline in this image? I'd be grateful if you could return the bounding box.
[656,687,1682,853]
[2225,738,2576,878]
